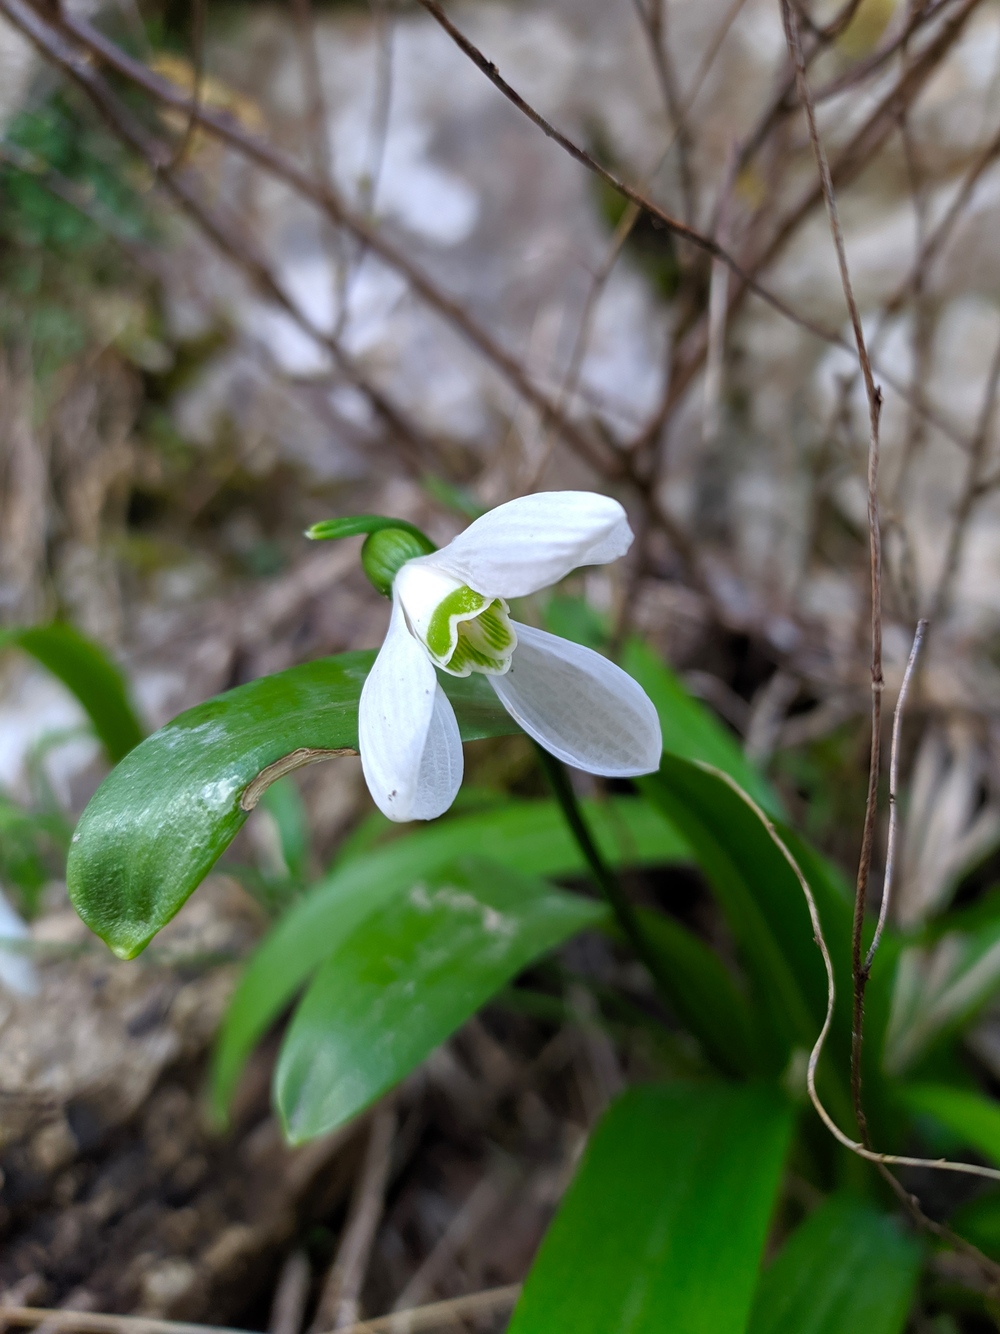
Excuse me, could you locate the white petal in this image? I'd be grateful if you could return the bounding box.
[434,492,633,598]
[490,623,662,776]
[407,683,464,820]
[359,598,463,821]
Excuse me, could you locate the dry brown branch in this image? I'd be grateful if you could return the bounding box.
[706,765,1000,1286]
[164,0,204,170]
[410,0,863,348]
[865,619,927,969]
[268,1252,311,1334]
[0,1287,524,1334]
[780,0,884,1142]
[629,0,696,223]
[312,1103,397,1331]
[9,0,616,478]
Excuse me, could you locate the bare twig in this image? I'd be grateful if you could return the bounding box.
[629,0,696,223]
[781,0,884,1142]
[865,619,927,971]
[704,764,1000,1284]
[269,1252,312,1334]
[391,1165,516,1312]
[0,1289,524,1334]
[5,0,616,477]
[312,1102,397,1331]
[165,0,205,170]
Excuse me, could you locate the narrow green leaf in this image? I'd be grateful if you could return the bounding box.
[747,1195,921,1334]
[638,758,829,1063]
[1,623,144,762]
[636,757,895,1133]
[260,777,309,883]
[211,796,688,1120]
[636,907,762,1076]
[304,513,434,546]
[951,1191,1000,1259]
[622,638,782,817]
[67,651,520,960]
[901,1083,1000,1166]
[507,1082,792,1334]
[276,856,604,1141]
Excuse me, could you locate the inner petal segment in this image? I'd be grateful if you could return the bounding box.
[424,584,516,676]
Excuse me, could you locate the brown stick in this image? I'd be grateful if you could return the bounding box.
[0,1289,524,1334]
[7,0,616,478]
[311,1103,397,1331]
[781,0,884,1143]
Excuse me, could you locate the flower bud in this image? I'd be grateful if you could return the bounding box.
[361,527,436,597]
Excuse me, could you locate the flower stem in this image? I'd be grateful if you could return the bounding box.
[533,744,673,1001]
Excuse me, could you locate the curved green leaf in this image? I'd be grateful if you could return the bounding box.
[622,638,782,818]
[276,855,604,1142]
[67,651,520,960]
[637,756,900,1134]
[901,1083,1000,1166]
[747,1194,921,1334]
[210,796,689,1121]
[508,1082,792,1334]
[305,514,434,546]
[637,907,762,1076]
[0,623,144,763]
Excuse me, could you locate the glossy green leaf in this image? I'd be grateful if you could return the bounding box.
[637,757,895,1132]
[622,638,781,817]
[67,651,521,960]
[951,1190,1000,1259]
[211,796,688,1120]
[637,907,761,1076]
[638,757,832,1064]
[0,623,144,763]
[901,1083,1000,1166]
[507,1082,792,1334]
[747,1195,921,1334]
[276,856,604,1141]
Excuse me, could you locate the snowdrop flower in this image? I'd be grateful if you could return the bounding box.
[357,492,662,821]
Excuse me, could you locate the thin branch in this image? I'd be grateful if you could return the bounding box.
[165,0,205,171]
[782,0,884,1141]
[0,1290,524,1334]
[629,0,696,223]
[311,1103,397,1331]
[7,0,616,477]
[865,618,927,971]
[410,0,860,348]
[705,764,1000,1284]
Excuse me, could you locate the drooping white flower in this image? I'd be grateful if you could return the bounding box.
[358,491,663,821]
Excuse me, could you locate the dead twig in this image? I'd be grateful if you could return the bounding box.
[865,619,927,970]
[782,0,884,1142]
[311,1102,397,1331]
[705,765,1000,1286]
[14,0,617,479]
[0,1288,524,1334]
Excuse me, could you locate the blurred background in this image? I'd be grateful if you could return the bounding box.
[3,0,1000,1323]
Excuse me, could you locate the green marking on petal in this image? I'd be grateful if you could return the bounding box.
[422,583,516,677]
[425,585,488,660]
[445,598,516,677]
